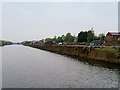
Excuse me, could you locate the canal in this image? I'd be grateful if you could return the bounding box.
[2,45,120,88]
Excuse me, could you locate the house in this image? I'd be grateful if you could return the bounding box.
[105,32,120,42]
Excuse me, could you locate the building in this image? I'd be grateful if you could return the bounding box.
[105,32,120,42]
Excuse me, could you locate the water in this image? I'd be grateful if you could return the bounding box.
[0,46,2,89]
[2,45,120,88]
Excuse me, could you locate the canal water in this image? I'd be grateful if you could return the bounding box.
[0,46,2,89]
[2,45,120,88]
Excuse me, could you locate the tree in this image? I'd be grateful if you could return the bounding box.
[21,41,31,45]
[40,39,44,42]
[87,28,95,43]
[78,31,87,42]
[53,36,57,42]
[77,28,95,43]
[99,33,105,42]
[64,33,75,42]
[61,35,65,42]
[0,40,13,46]
[45,38,53,43]
[55,36,63,43]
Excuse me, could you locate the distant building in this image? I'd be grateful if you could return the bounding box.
[105,32,120,42]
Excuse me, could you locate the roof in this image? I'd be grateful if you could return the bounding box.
[108,32,120,36]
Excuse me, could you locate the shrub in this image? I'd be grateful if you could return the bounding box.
[117,47,120,52]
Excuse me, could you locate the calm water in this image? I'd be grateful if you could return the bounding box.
[2,45,120,88]
[0,46,2,89]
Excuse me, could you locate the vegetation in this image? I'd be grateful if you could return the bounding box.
[78,31,87,42]
[21,28,119,47]
[41,32,77,44]
[37,28,98,45]
[0,40,13,46]
[98,33,105,43]
[87,28,95,43]
[64,33,76,42]
[77,28,95,45]
[95,47,118,53]
[21,41,32,45]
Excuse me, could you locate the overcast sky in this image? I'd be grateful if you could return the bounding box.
[1,2,118,42]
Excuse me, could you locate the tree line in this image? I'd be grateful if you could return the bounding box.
[40,33,77,44]
[21,28,105,45]
[0,40,13,46]
[39,28,105,45]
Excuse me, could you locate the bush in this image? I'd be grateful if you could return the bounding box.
[117,47,120,52]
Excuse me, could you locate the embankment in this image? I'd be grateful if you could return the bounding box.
[27,44,120,64]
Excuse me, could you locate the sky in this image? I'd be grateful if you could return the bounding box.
[1,1,118,42]
[118,1,120,32]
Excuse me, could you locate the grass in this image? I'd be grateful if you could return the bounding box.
[94,47,118,54]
